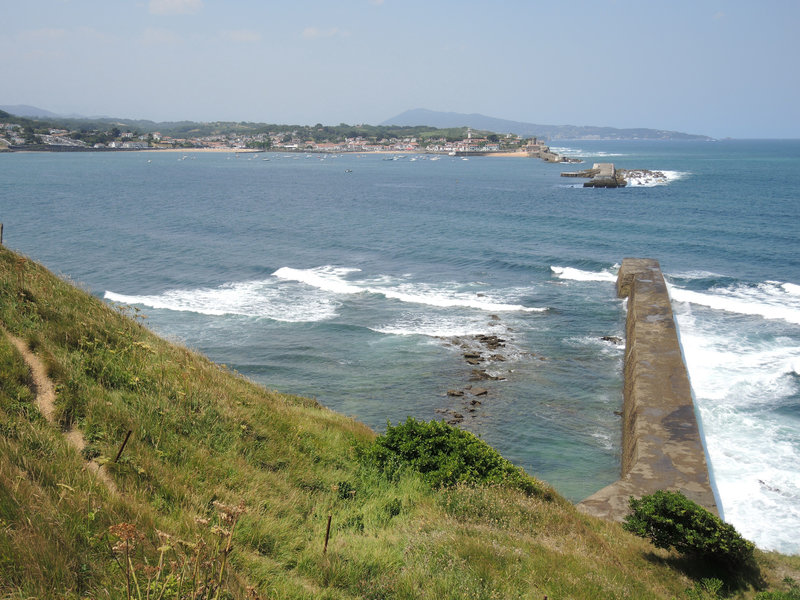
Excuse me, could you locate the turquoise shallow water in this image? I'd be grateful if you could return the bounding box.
[2,140,799,552]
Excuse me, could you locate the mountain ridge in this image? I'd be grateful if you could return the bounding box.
[381,108,713,141]
[0,104,85,119]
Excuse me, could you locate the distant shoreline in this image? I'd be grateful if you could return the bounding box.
[147,148,533,158]
[4,146,532,158]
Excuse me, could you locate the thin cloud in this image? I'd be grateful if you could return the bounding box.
[713,11,725,20]
[149,0,203,15]
[221,29,262,43]
[142,27,182,45]
[302,26,349,40]
[17,28,68,42]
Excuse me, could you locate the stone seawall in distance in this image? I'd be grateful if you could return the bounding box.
[577,258,718,521]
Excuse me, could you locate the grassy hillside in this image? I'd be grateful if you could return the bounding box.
[0,245,797,599]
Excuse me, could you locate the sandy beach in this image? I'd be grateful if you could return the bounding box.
[140,147,259,153]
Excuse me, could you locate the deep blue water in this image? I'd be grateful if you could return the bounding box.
[2,139,799,552]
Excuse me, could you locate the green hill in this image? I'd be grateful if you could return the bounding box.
[0,245,797,599]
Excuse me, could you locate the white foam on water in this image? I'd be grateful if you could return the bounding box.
[569,335,626,356]
[377,283,545,312]
[624,170,688,187]
[371,313,498,338]
[668,269,725,281]
[550,146,626,158]
[373,311,529,365]
[105,279,338,323]
[272,266,363,295]
[591,430,614,451]
[669,280,800,325]
[673,299,800,554]
[792,359,800,376]
[550,265,617,283]
[783,282,800,296]
[107,265,547,329]
[274,266,546,313]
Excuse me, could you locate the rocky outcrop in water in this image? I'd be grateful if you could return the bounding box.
[438,320,539,425]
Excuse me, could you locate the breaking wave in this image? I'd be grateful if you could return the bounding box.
[550,265,618,282]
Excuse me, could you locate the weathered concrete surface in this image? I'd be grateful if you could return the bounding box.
[560,162,627,187]
[584,163,625,187]
[577,258,718,521]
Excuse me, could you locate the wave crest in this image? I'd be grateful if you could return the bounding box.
[550,265,617,282]
[669,280,800,325]
[105,279,339,322]
[274,266,546,312]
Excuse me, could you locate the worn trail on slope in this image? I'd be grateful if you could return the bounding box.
[5,329,118,495]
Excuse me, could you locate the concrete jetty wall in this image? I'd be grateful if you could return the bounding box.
[577,258,718,521]
[559,162,627,187]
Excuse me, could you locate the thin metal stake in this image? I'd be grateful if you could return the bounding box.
[114,430,133,462]
[323,515,332,554]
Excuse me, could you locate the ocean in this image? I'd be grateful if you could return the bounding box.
[2,139,798,554]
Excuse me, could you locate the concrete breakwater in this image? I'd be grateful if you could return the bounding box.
[561,163,627,187]
[577,259,718,521]
[561,163,670,187]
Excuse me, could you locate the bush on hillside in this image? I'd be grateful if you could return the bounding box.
[754,577,800,599]
[624,490,755,569]
[363,417,548,497]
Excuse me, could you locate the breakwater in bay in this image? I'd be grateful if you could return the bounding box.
[578,259,718,521]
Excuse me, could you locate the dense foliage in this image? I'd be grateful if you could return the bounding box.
[624,490,755,568]
[364,417,551,497]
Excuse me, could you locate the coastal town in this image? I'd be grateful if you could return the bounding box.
[0,114,579,161]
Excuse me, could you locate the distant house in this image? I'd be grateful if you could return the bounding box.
[314,142,343,152]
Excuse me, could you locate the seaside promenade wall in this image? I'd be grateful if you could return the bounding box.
[577,258,718,521]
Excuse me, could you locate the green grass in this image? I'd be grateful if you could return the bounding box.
[1,245,798,599]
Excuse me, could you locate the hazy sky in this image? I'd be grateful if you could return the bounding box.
[3,0,799,138]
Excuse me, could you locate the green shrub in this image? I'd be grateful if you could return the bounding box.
[755,577,800,599]
[624,490,755,568]
[755,592,800,600]
[685,578,724,599]
[363,417,546,496]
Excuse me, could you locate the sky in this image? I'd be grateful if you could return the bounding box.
[2,0,799,139]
